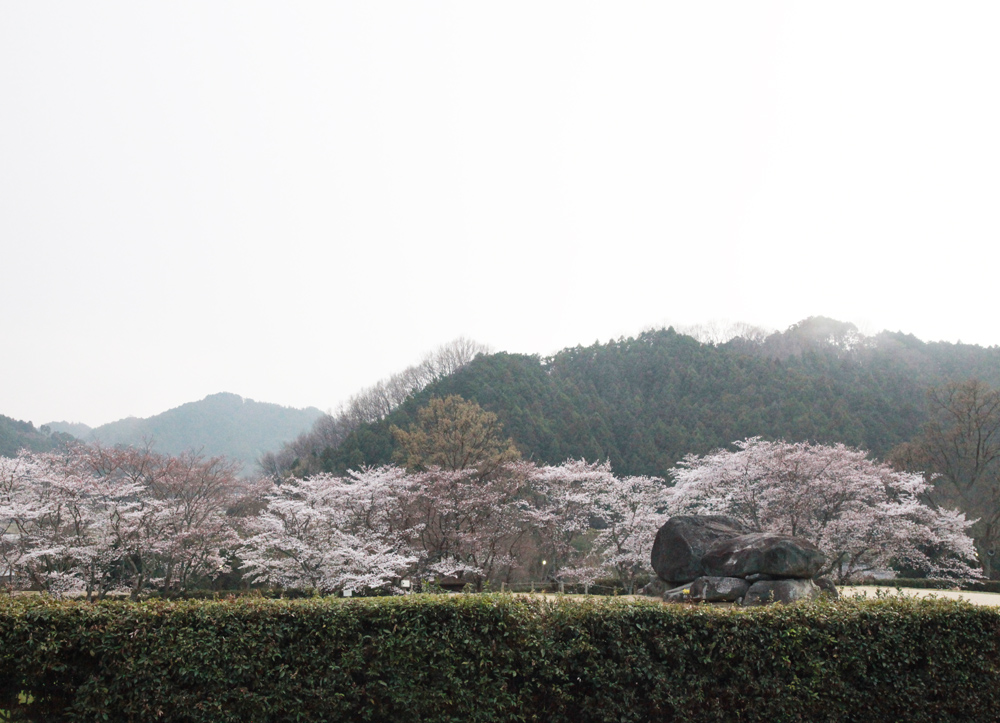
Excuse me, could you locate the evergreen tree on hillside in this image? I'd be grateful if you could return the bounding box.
[392,396,519,479]
[0,415,72,458]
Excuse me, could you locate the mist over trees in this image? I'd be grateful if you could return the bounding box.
[671,319,772,347]
[17,395,323,473]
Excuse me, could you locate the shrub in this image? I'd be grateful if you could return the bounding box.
[1,593,998,722]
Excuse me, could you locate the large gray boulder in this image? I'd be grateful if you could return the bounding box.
[701,533,826,580]
[651,515,748,584]
[814,576,839,599]
[640,578,668,597]
[742,579,822,606]
[662,584,692,603]
[689,576,749,603]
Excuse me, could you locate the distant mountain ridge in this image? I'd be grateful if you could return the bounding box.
[44,421,94,439]
[45,393,324,470]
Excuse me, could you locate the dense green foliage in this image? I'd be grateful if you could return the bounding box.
[81,393,323,470]
[2,594,998,722]
[323,319,1000,477]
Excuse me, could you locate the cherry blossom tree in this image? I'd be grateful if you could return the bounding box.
[401,462,535,588]
[527,461,597,579]
[0,445,676,598]
[144,451,251,593]
[72,444,175,599]
[534,460,672,593]
[593,471,673,593]
[0,444,249,599]
[238,467,417,594]
[239,460,590,593]
[670,438,981,583]
[0,446,164,599]
[0,452,49,591]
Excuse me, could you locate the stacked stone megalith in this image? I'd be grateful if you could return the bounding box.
[651,515,747,583]
[652,515,837,605]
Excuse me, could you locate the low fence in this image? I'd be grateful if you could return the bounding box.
[500,581,634,595]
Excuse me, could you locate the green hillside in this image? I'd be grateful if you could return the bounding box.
[319,318,1000,478]
[88,393,324,470]
[0,415,71,457]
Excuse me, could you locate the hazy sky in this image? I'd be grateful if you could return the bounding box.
[3,2,999,427]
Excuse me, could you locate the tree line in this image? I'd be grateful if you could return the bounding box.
[260,318,1000,580]
[277,318,1000,481]
[1,395,984,598]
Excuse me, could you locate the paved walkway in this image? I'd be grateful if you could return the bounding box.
[840,586,1000,606]
[518,587,1000,607]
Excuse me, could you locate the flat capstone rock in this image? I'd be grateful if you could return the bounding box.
[701,532,826,580]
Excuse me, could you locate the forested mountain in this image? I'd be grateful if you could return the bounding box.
[0,415,73,457]
[56,393,324,471]
[44,420,93,439]
[302,318,1000,479]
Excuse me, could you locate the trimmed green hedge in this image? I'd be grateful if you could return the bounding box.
[1,593,999,722]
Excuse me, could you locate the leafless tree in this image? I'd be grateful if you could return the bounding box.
[674,320,772,346]
[259,338,490,479]
[892,379,1000,576]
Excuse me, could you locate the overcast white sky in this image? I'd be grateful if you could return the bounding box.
[2,2,999,427]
